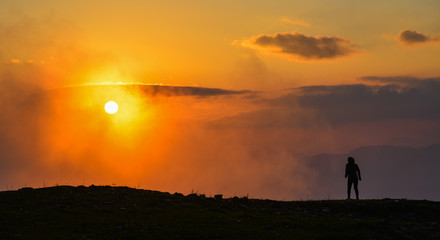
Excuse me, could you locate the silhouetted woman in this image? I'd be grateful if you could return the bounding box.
[345,157,361,200]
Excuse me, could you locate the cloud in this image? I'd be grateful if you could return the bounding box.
[215,76,440,128]
[280,17,310,27]
[139,85,252,97]
[1,13,276,200]
[2,11,439,201]
[360,75,423,85]
[58,84,253,97]
[360,75,440,91]
[210,76,440,175]
[398,30,438,46]
[293,80,440,124]
[3,64,440,201]
[242,32,357,60]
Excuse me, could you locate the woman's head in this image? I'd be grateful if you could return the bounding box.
[348,156,355,163]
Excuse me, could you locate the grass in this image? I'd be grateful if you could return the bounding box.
[0,185,439,239]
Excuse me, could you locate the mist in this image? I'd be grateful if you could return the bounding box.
[2,12,440,201]
[3,70,440,201]
[0,73,309,200]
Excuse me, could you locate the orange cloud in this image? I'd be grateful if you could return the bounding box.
[241,32,357,61]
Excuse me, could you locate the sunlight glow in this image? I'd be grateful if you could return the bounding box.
[105,101,118,114]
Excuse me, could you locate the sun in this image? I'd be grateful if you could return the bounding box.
[105,101,118,114]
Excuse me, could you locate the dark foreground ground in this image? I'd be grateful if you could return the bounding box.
[0,186,439,240]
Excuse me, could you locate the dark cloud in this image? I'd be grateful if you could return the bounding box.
[216,76,440,128]
[139,85,252,97]
[57,84,253,97]
[293,80,440,125]
[398,30,437,45]
[248,32,357,60]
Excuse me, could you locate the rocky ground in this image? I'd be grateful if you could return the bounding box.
[0,185,439,239]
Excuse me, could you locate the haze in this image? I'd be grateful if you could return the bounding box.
[1,0,440,200]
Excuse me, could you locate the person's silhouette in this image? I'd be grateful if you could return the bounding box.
[345,156,361,200]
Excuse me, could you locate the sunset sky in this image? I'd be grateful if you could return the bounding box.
[1,0,440,200]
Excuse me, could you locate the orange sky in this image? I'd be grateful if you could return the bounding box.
[1,0,439,89]
[1,0,440,200]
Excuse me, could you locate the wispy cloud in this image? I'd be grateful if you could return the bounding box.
[240,32,357,61]
[360,75,440,86]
